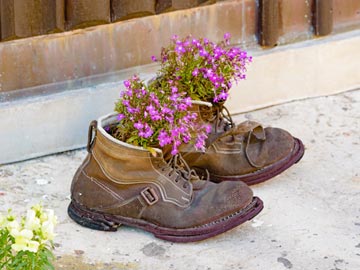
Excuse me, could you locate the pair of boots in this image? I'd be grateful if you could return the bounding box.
[68,103,304,242]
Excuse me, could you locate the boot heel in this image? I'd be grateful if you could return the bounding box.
[68,201,121,232]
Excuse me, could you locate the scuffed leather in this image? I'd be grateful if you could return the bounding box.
[179,103,295,176]
[70,119,254,229]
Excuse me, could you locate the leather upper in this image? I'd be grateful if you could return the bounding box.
[179,103,296,176]
[70,114,254,229]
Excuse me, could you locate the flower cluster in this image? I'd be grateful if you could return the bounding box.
[0,204,57,270]
[112,75,210,155]
[154,33,252,103]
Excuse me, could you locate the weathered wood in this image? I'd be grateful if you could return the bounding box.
[259,0,279,47]
[156,0,203,13]
[66,0,110,30]
[111,0,155,22]
[313,0,333,36]
[0,0,16,40]
[0,0,64,41]
[0,1,2,41]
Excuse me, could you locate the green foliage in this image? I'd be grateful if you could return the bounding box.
[4,246,55,270]
[155,34,252,103]
[0,205,57,270]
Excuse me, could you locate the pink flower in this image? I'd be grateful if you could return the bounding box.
[192,68,199,76]
[117,114,125,121]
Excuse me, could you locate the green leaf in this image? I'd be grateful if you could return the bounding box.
[145,147,157,157]
[126,135,138,143]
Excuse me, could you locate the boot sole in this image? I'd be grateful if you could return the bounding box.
[67,197,263,243]
[205,137,305,185]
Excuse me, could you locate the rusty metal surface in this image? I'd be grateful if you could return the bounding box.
[313,0,333,36]
[0,0,64,41]
[111,0,155,21]
[259,0,279,47]
[66,0,110,30]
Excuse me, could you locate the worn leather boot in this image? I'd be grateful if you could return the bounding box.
[180,102,305,185]
[68,113,263,242]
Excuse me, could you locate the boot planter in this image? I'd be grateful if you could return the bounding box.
[179,102,305,186]
[150,34,304,185]
[68,113,263,243]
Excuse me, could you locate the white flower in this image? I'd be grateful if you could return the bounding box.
[6,219,20,231]
[24,209,41,231]
[41,220,56,241]
[10,228,39,253]
[44,209,57,226]
[0,214,6,228]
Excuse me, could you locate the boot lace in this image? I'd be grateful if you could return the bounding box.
[164,154,209,190]
[200,103,235,133]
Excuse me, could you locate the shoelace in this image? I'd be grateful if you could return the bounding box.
[166,154,209,190]
[215,103,235,132]
[202,103,267,168]
[200,103,235,133]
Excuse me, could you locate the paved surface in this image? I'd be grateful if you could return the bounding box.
[0,90,359,270]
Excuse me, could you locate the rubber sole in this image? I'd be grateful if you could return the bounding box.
[206,137,305,186]
[68,197,263,243]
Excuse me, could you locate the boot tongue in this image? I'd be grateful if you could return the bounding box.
[237,121,266,141]
[240,121,268,168]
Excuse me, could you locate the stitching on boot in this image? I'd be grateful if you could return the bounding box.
[212,143,242,154]
[91,151,191,208]
[81,170,124,201]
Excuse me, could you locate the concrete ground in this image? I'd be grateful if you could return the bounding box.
[0,90,359,270]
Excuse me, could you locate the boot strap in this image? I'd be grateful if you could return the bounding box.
[87,120,97,153]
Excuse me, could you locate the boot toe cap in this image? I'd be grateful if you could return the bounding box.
[264,127,295,164]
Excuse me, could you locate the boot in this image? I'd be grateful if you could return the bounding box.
[180,102,305,185]
[68,113,263,242]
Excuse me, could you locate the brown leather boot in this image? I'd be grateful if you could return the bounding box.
[68,113,263,242]
[180,102,305,185]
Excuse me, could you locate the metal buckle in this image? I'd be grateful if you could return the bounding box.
[140,187,159,206]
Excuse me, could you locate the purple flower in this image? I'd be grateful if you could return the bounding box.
[158,130,172,147]
[127,107,140,114]
[151,55,157,62]
[183,134,191,143]
[143,124,153,138]
[122,100,130,107]
[134,121,144,130]
[124,80,131,88]
[204,124,211,134]
[177,102,188,111]
[192,68,199,77]
[175,45,186,54]
[117,114,125,121]
[171,86,178,93]
[183,97,192,106]
[170,93,179,102]
[171,128,180,137]
[171,147,178,156]
[199,49,208,57]
[213,90,228,102]
[113,33,252,157]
